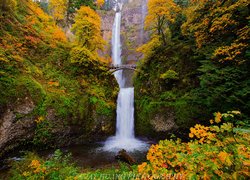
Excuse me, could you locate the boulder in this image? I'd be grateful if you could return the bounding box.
[115,149,136,165]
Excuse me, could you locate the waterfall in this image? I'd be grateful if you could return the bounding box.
[103,2,147,152]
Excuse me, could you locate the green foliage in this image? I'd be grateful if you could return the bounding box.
[70,46,96,65]
[0,0,17,16]
[138,112,250,179]
[192,60,250,118]
[160,69,179,80]
[134,0,250,136]
[134,40,199,135]
[10,150,79,179]
[77,162,138,180]
[9,151,138,179]
[33,118,53,147]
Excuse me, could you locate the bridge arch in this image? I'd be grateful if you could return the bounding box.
[109,64,137,73]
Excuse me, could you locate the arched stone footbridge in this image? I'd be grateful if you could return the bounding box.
[109,64,137,73]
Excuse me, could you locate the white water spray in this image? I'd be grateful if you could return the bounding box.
[103,1,147,152]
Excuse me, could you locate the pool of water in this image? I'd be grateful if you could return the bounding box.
[0,138,153,179]
[1,140,151,167]
[40,141,150,169]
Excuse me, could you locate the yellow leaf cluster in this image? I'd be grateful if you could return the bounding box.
[53,28,67,42]
[214,112,222,123]
[145,0,180,27]
[145,0,180,45]
[218,151,232,166]
[96,0,105,8]
[29,159,46,174]
[181,0,250,64]
[138,162,147,173]
[137,35,161,61]
[35,116,45,124]
[138,111,250,179]
[72,6,105,52]
[189,124,216,144]
[24,1,67,48]
[49,0,68,21]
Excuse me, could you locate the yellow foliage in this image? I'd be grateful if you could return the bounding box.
[35,116,45,124]
[189,124,216,144]
[181,0,249,63]
[137,35,161,60]
[138,162,147,173]
[96,0,105,8]
[53,28,67,42]
[29,159,46,174]
[145,0,180,45]
[22,171,30,177]
[72,6,105,52]
[49,0,68,21]
[29,159,41,169]
[214,112,222,123]
[23,0,67,48]
[218,151,232,166]
[145,0,180,27]
[138,111,250,179]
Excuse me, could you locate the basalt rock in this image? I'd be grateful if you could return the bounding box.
[115,149,136,165]
[0,96,115,158]
[0,97,36,157]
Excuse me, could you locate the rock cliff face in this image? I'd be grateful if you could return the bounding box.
[0,96,115,158]
[99,0,148,64]
[99,0,148,87]
[121,0,148,63]
[0,97,35,157]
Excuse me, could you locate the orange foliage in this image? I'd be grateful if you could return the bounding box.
[181,0,249,63]
[145,0,180,45]
[48,81,60,87]
[96,0,105,8]
[138,111,250,179]
[52,28,67,42]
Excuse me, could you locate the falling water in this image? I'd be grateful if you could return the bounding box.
[103,1,147,152]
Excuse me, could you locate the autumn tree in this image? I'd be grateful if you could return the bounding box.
[70,5,106,72]
[47,0,98,24]
[48,0,68,23]
[181,0,250,116]
[182,0,249,63]
[65,0,96,23]
[71,6,105,52]
[145,0,180,45]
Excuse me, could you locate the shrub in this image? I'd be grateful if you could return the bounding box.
[10,150,79,180]
[138,111,250,179]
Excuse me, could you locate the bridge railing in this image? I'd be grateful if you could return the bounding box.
[109,64,137,69]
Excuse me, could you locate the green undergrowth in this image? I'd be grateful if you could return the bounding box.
[8,150,139,180]
[134,40,200,136]
[9,150,79,179]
